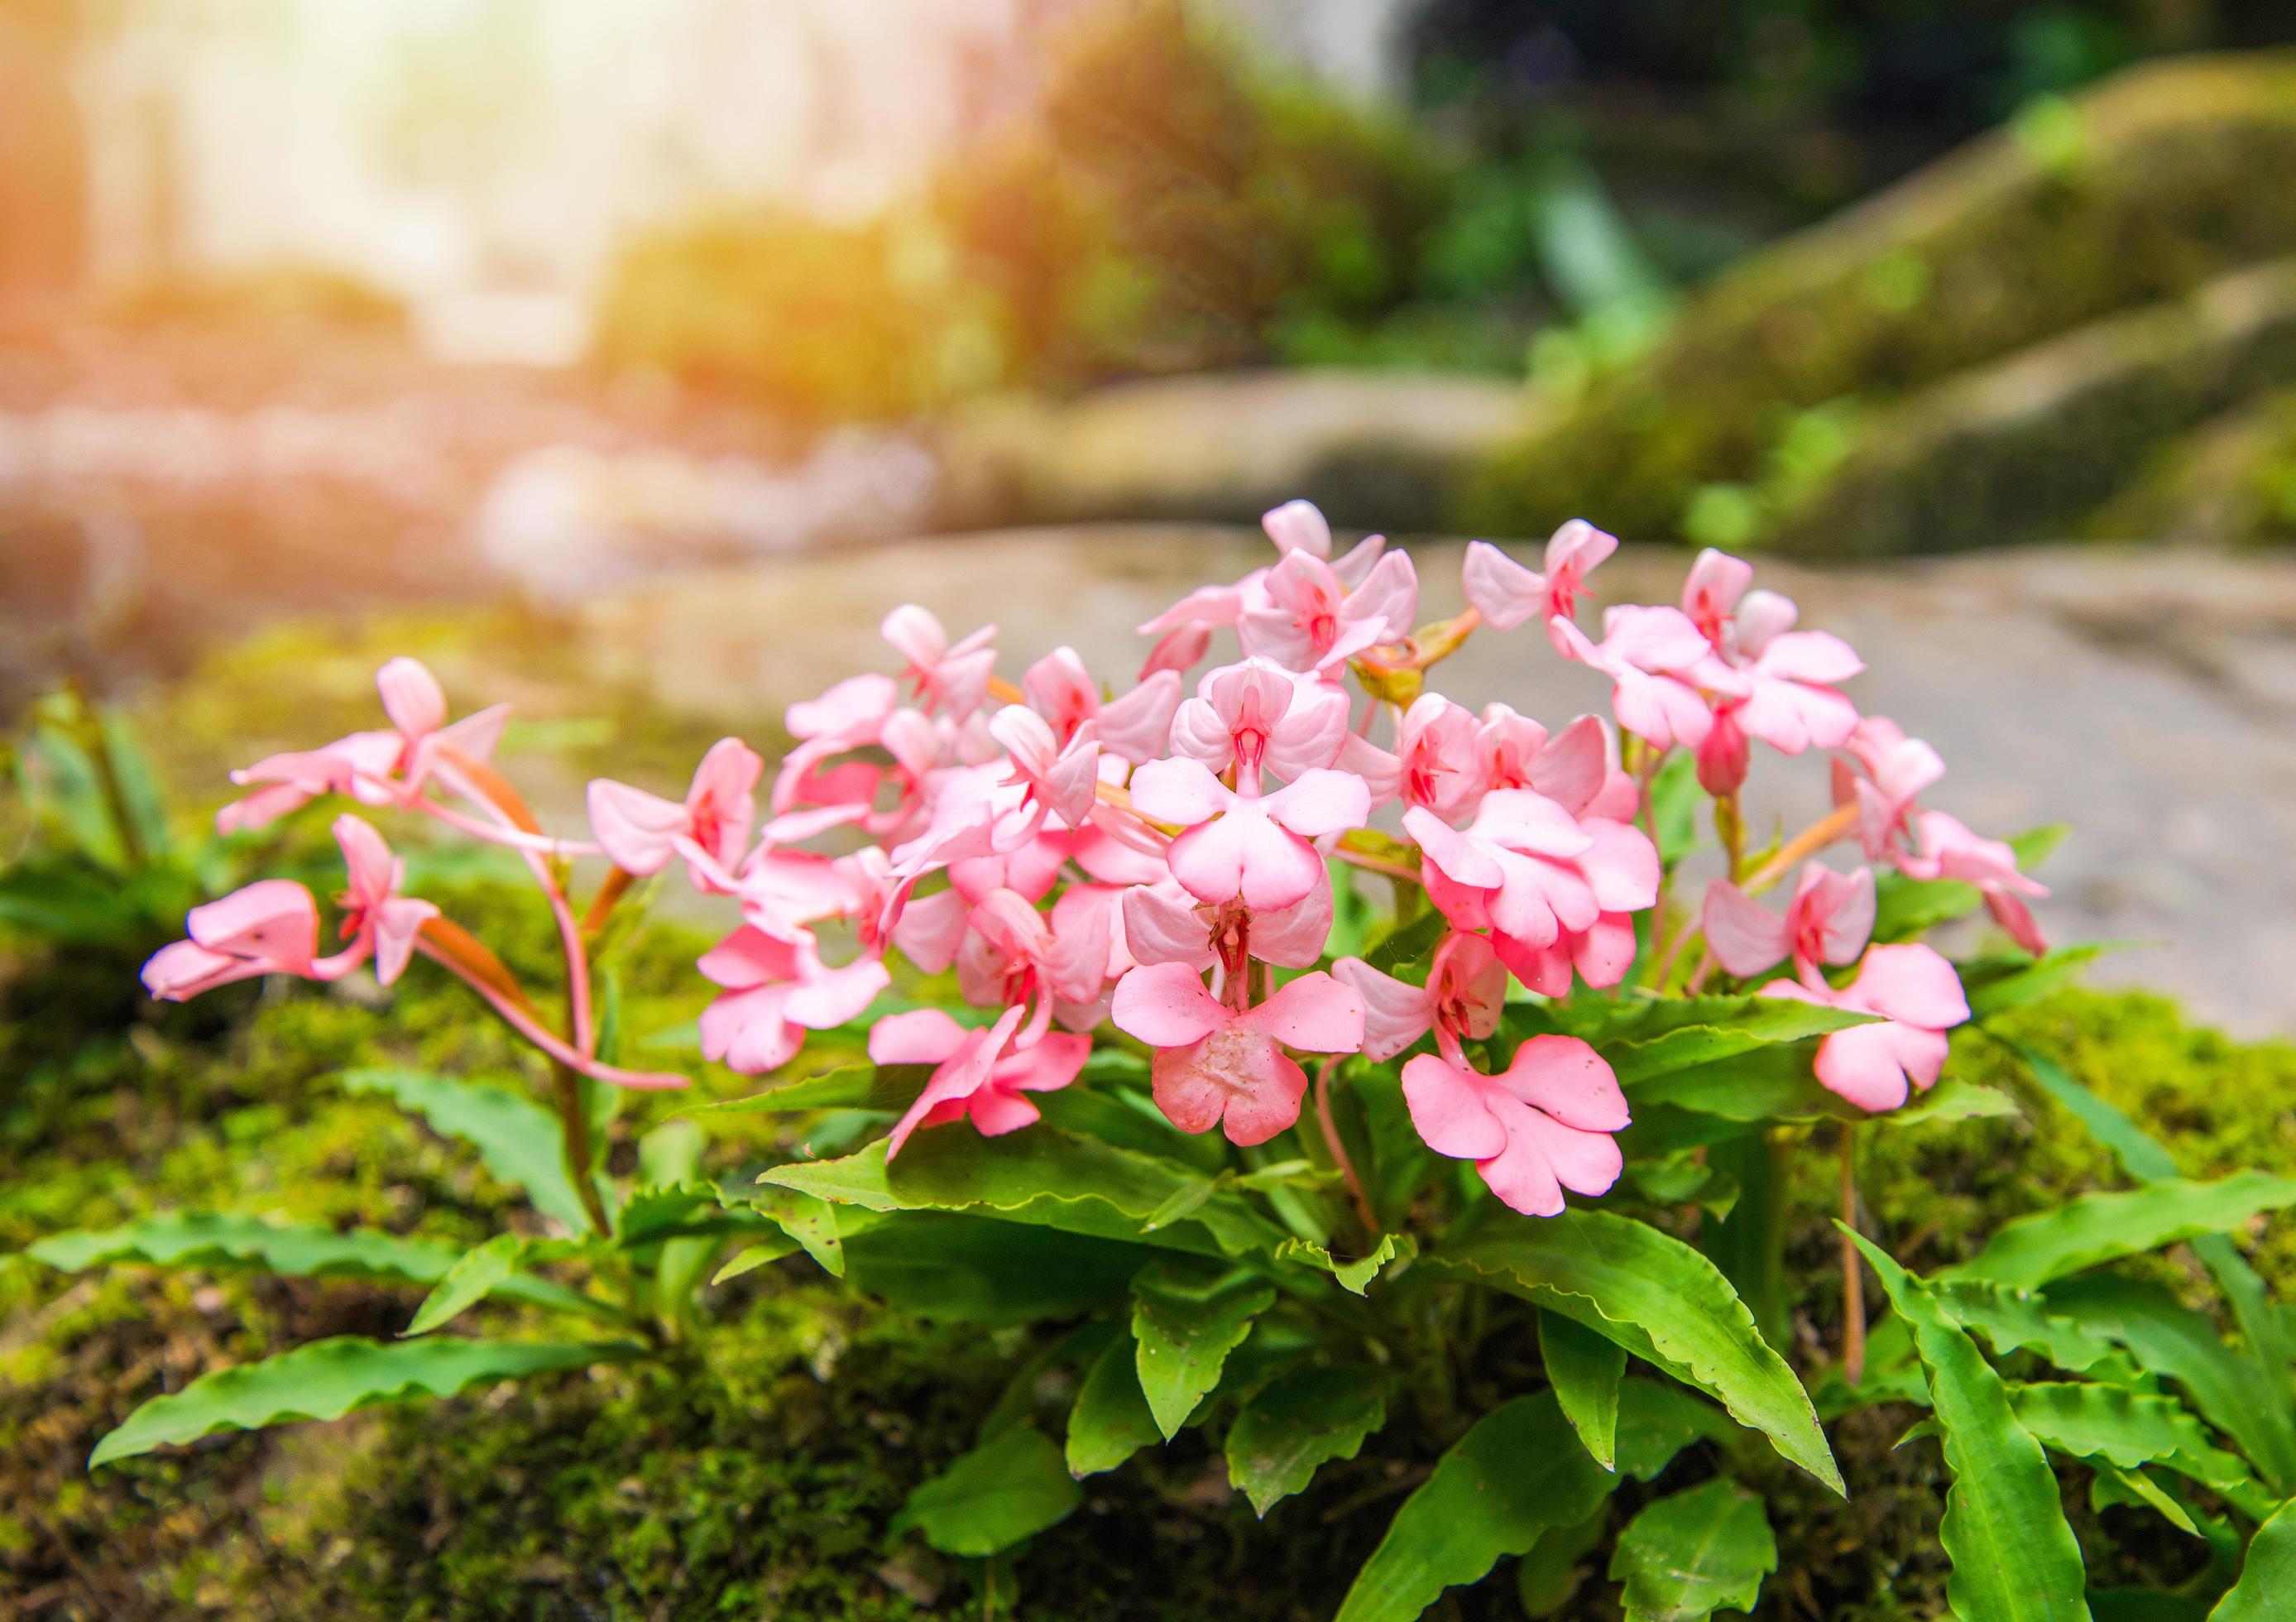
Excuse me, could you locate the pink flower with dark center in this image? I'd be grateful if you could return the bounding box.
[871,1005,1091,1157]
[1121,871,1335,976]
[587,737,764,891]
[1260,498,1388,583]
[1407,789,1657,953]
[1110,960,1364,1145]
[1168,659,1350,782]
[771,673,901,814]
[1022,646,1182,765]
[1239,549,1420,675]
[956,887,1112,1031]
[1387,695,1481,818]
[1461,520,1617,629]
[1401,1035,1628,1216]
[321,815,439,986]
[1333,931,1507,1063]
[1702,862,1876,983]
[1760,943,1970,1113]
[883,605,997,720]
[696,926,889,1074]
[1129,756,1369,911]
[1472,708,1637,821]
[1679,553,1862,755]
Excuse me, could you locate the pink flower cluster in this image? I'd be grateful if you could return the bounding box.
[143,502,2051,1218]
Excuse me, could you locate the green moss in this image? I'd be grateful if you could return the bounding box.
[1466,51,2296,547]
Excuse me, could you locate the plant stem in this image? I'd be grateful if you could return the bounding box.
[1839,1121,1866,1386]
[1312,1058,1380,1237]
[584,865,636,937]
[553,1059,613,1236]
[1743,802,1859,896]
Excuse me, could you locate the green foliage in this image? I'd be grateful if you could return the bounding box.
[1223,1364,1386,1516]
[339,1068,599,1237]
[1433,1210,1842,1491]
[29,1213,458,1284]
[1944,1173,2296,1290]
[1065,1337,1162,1477]
[1541,1310,1626,1471]
[92,1336,634,1466]
[1335,1394,1618,1622]
[1129,1260,1277,1438]
[1847,1231,2092,1622]
[893,1425,1081,1558]
[1608,1478,1777,1622]
[2212,1498,2296,1620]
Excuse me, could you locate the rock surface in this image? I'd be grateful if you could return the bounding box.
[571,527,2296,1036]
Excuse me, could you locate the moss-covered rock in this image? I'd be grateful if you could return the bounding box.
[1763,257,2296,556]
[2085,386,2296,546]
[1466,51,2296,546]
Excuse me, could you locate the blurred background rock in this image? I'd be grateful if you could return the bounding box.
[4,0,2294,1021]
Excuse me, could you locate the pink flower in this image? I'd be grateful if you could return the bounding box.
[956,887,1112,1030]
[1239,549,1419,674]
[1407,789,1657,953]
[1333,931,1507,1063]
[1260,498,1388,584]
[987,706,1100,831]
[1905,810,2050,955]
[696,927,890,1074]
[1388,695,1481,818]
[320,815,439,986]
[1472,708,1637,821]
[587,737,764,890]
[1832,717,1947,861]
[1461,520,1617,629]
[1168,660,1350,783]
[1129,756,1369,911]
[1702,862,1875,981]
[871,1005,1090,1157]
[217,657,506,833]
[1023,647,1182,765]
[1121,871,1335,975]
[1401,1035,1628,1216]
[142,815,437,997]
[1761,943,1970,1112]
[883,605,996,720]
[1679,552,1862,755]
[772,673,900,813]
[141,880,322,1000]
[1550,607,1742,751]
[1110,961,1364,1145]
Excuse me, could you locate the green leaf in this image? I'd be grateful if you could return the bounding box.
[711,1237,798,1284]
[1588,995,1876,1087]
[1613,1380,1744,1480]
[840,1212,1141,1327]
[763,1129,1287,1258]
[340,1068,593,1236]
[1273,1232,1415,1295]
[682,1063,921,1117]
[1889,1076,2022,1125]
[1608,1478,1776,1622]
[30,1214,458,1284]
[1517,1508,1611,1617]
[1544,1311,1627,1471]
[1365,905,1446,973]
[2003,1038,2296,1489]
[1961,946,2110,1018]
[2092,1463,2203,1538]
[1066,1337,1162,1477]
[90,1336,630,1466]
[2211,1496,2296,1620]
[1934,1280,2143,1380]
[1648,750,1702,868]
[1431,1210,1839,1492]
[2045,1275,2294,1493]
[1225,1365,1387,1515]
[1942,1174,2296,1291]
[1700,1132,1789,1348]
[406,1235,532,1336]
[1844,1230,2091,1622]
[1129,1260,1277,1438]
[747,1185,844,1277]
[893,1426,1081,1557]
[2011,1383,2271,1520]
[1335,1393,1618,1622]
